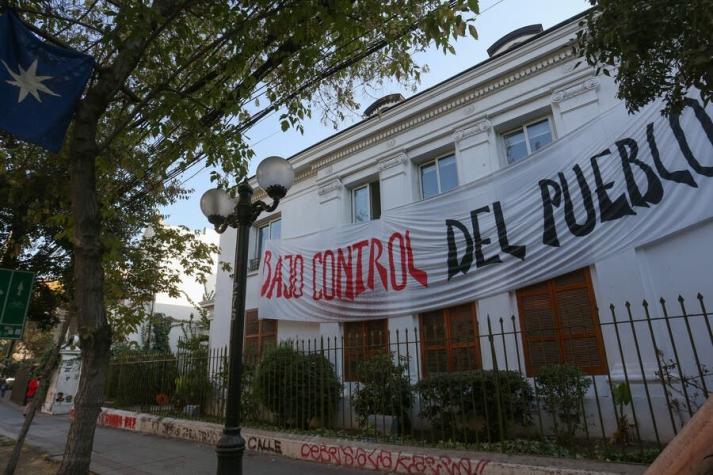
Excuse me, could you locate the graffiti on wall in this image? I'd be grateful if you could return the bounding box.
[247,436,282,455]
[150,419,220,445]
[299,442,490,474]
[99,412,137,431]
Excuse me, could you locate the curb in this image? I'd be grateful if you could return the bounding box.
[95,408,646,475]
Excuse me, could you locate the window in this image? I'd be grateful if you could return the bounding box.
[343,319,388,381]
[503,118,553,164]
[419,303,480,376]
[352,181,381,223]
[254,218,281,268]
[244,309,277,363]
[516,268,607,376]
[420,154,458,199]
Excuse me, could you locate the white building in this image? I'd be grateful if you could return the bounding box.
[210,13,713,441]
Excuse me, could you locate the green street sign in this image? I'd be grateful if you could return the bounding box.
[0,269,34,340]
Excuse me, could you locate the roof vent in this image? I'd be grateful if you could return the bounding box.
[487,24,543,57]
[363,93,405,118]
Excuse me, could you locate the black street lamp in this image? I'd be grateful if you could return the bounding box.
[200,156,294,475]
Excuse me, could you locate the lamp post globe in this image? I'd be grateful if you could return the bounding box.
[199,188,235,225]
[256,155,294,199]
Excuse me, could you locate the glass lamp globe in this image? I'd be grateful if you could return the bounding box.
[200,188,236,222]
[256,156,294,199]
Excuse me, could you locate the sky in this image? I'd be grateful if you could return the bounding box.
[162,0,592,231]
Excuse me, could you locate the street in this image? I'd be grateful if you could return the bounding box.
[0,399,371,474]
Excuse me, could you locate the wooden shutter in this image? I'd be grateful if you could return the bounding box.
[420,310,448,376]
[259,318,277,356]
[447,303,481,372]
[244,310,260,363]
[517,268,607,376]
[244,309,277,363]
[419,303,480,376]
[554,271,606,375]
[343,319,388,381]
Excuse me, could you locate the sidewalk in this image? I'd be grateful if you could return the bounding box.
[0,399,650,475]
[0,399,370,474]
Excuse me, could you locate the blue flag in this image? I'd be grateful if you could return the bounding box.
[0,10,94,153]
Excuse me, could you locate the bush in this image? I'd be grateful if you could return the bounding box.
[174,370,212,408]
[534,364,592,440]
[352,353,412,432]
[173,345,212,409]
[416,370,532,441]
[105,349,177,408]
[255,345,341,428]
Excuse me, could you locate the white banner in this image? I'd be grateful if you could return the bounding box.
[258,97,713,322]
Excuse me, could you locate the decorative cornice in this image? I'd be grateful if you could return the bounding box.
[452,119,491,142]
[551,77,600,104]
[254,46,575,196]
[317,178,343,196]
[310,48,573,172]
[377,152,408,172]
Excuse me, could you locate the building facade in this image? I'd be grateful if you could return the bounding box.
[210,13,713,441]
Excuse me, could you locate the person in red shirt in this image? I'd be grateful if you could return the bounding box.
[23,376,40,416]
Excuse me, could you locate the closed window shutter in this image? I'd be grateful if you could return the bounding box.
[244,309,277,363]
[344,319,388,381]
[447,303,481,373]
[517,268,607,376]
[554,275,606,374]
[419,303,480,377]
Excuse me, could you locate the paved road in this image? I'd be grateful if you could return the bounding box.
[0,399,370,474]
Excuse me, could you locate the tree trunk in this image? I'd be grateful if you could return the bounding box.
[57,104,112,474]
[4,315,72,475]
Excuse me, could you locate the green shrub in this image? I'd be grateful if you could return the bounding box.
[255,345,341,428]
[534,364,592,441]
[353,352,413,432]
[416,370,532,441]
[173,345,212,409]
[105,350,177,407]
[174,370,212,408]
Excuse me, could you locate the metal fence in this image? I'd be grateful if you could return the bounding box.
[105,294,712,458]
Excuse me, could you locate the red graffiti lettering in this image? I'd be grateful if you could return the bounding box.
[298,443,486,474]
[124,416,136,430]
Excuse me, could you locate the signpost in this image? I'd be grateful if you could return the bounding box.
[0,268,34,339]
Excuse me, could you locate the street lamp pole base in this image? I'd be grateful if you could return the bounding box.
[216,428,245,475]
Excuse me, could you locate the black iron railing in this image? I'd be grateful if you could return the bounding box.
[105,294,713,462]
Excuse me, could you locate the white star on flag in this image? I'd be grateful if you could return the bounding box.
[2,59,60,103]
